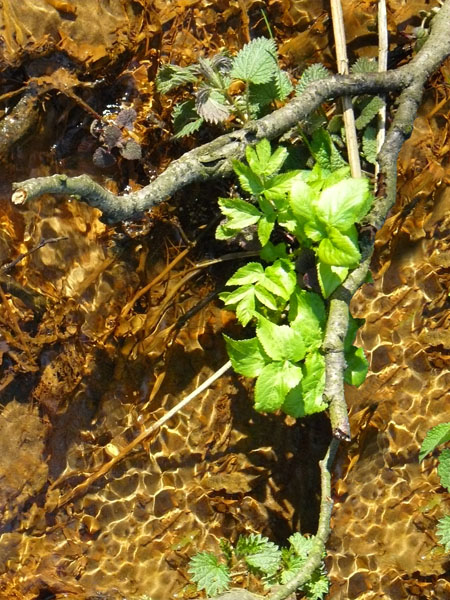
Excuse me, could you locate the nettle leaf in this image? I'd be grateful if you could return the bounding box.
[314,177,372,230]
[231,37,278,84]
[261,259,297,300]
[437,448,450,491]
[282,351,326,418]
[310,129,347,171]
[255,361,302,413]
[172,100,204,138]
[232,160,265,195]
[296,63,330,95]
[351,57,378,73]
[195,87,231,123]
[156,63,198,94]
[317,262,348,298]
[436,515,450,552]
[344,346,369,387]
[289,533,314,558]
[223,335,269,377]
[419,423,450,462]
[288,289,326,350]
[303,567,330,600]
[317,227,361,267]
[236,534,282,576]
[362,125,378,165]
[280,553,304,584]
[226,262,264,285]
[274,69,294,100]
[256,315,305,362]
[217,197,261,232]
[355,95,385,130]
[188,552,230,596]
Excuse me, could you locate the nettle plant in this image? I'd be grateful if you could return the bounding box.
[156,39,383,169]
[188,533,329,599]
[217,137,370,417]
[419,422,450,553]
[156,37,293,137]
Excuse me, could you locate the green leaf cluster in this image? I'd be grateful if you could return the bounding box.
[156,38,293,136]
[218,139,370,416]
[419,422,450,553]
[188,533,329,599]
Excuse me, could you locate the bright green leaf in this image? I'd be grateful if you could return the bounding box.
[304,220,327,243]
[236,291,256,326]
[258,214,275,245]
[220,283,254,305]
[317,227,361,267]
[419,423,450,462]
[264,171,304,203]
[344,346,369,387]
[261,259,297,300]
[254,285,278,310]
[232,160,265,195]
[288,289,326,350]
[256,316,306,362]
[263,146,288,176]
[437,449,450,491]
[314,178,372,230]
[223,335,269,377]
[216,223,240,240]
[282,352,326,417]
[317,262,348,298]
[246,139,272,175]
[344,314,365,351]
[254,361,302,412]
[310,128,346,171]
[226,262,264,285]
[260,241,288,262]
[218,197,261,229]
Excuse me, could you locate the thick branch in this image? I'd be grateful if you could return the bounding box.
[12,71,407,223]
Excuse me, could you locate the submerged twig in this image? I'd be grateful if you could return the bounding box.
[49,360,232,509]
[0,236,68,274]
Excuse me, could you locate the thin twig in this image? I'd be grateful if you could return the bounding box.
[0,236,68,274]
[330,0,361,177]
[48,360,232,509]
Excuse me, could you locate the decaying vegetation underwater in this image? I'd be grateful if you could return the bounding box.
[0,1,449,599]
